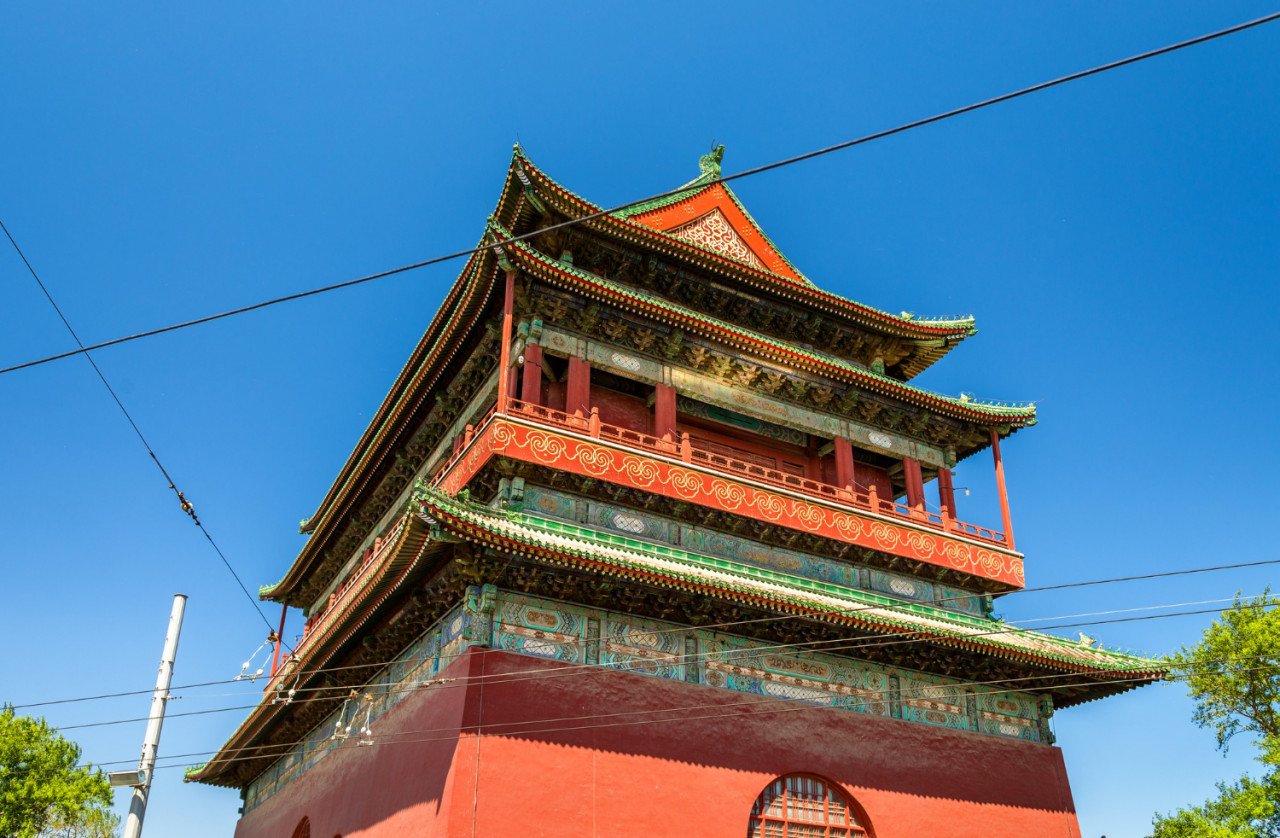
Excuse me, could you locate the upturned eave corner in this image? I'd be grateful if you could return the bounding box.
[194,477,1162,789]
[489,218,1036,430]
[509,146,982,363]
[267,143,1039,608]
[267,242,507,604]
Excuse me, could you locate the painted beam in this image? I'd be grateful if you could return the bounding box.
[439,417,1024,587]
[538,326,947,468]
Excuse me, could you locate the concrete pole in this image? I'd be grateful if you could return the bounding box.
[122,594,187,838]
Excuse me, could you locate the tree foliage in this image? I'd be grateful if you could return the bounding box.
[1151,593,1280,837]
[1167,592,1280,753]
[0,706,113,838]
[37,806,120,838]
[1152,773,1280,838]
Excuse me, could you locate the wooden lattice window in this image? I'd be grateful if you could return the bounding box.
[290,817,310,838]
[748,775,868,838]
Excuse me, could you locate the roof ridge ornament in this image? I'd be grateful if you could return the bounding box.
[699,144,725,178]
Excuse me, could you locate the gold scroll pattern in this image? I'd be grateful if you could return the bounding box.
[461,420,1024,586]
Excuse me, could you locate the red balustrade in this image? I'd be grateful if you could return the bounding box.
[431,398,1010,550]
[498,399,1009,549]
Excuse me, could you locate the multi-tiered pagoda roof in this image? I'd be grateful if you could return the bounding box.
[188,147,1156,797]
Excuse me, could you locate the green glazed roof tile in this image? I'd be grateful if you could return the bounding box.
[417,488,1156,673]
[512,145,978,333]
[491,221,1036,424]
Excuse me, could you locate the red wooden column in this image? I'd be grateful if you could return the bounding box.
[566,356,591,418]
[653,382,677,442]
[521,342,543,406]
[990,429,1016,551]
[903,457,925,517]
[804,437,821,480]
[496,270,517,412]
[833,437,855,491]
[269,603,287,677]
[937,468,957,524]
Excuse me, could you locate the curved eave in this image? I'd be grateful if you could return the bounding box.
[419,494,1161,683]
[193,492,1161,789]
[495,226,1036,429]
[510,149,977,357]
[273,250,502,603]
[188,514,439,787]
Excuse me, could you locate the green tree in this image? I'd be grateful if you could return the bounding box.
[37,806,120,838]
[0,706,113,838]
[1151,592,1280,837]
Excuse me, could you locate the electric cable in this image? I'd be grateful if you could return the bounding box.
[208,599,1270,709]
[258,551,1280,689]
[1,220,284,642]
[177,667,1277,777]
[5,11,1279,797]
[12,656,1271,782]
[166,663,1280,775]
[0,10,1276,379]
[10,554,1279,711]
[12,597,1271,743]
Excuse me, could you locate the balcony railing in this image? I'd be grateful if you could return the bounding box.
[434,398,1009,550]
[261,518,410,692]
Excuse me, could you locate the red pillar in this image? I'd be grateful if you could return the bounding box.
[566,356,591,418]
[270,603,287,677]
[903,457,925,515]
[805,437,821,481]
[833,437,855,490]
[653,382,677,442]
[521,342,543,406]
[991,429,1015,550]
[496,270,516,412]
[937,468,957,521]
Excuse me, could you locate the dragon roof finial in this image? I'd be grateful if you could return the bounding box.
[698,144,725,178]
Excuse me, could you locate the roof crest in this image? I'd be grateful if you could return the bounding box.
[509,146,978,334]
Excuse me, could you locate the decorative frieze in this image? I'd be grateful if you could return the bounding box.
[441,417,1023,585]
[674,396,808,448]
[245,586,1045,812]
[520,486,987,618]
[292,327,501,608]
[538,321,951,468]
[555,229,932,376]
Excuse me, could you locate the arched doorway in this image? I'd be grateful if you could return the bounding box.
[747,774,869,837]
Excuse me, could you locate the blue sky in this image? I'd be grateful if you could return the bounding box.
[2,4,1277,836]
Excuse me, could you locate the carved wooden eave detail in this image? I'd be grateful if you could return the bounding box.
[520,284,999,459]
[502,148,979,379]
[544,225,927,377]
[468,462,1013,596]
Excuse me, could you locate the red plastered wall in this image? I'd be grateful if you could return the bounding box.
[232,649,1081,838]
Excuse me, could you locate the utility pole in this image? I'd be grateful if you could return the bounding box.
[120,594,187,838]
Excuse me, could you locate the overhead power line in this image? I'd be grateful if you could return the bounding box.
[1,10,1278,379]
[189,599,1266,710]
[0,220,280,639]
[11,596,1274,744]
[161,663,1280,776]
[11,657,1275,783]
[11,555,1280,711]
[164,668,1271,779]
